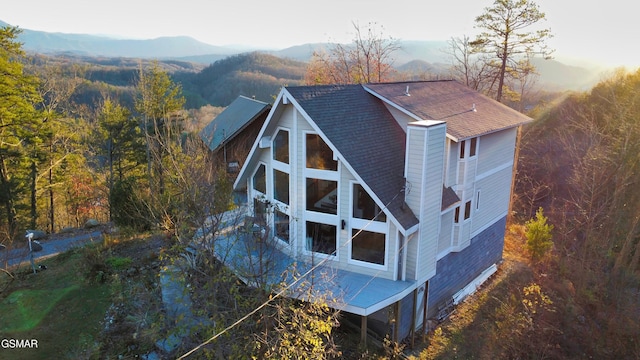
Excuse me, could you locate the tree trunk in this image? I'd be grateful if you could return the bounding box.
[30,160,37,230]
[496,36,509,103]
[108,136,114,222]
[49,142,55,233]
[0,154,18,240]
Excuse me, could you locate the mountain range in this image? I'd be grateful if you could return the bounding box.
[2,19,604,91]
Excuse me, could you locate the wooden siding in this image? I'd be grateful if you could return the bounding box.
[476,128,517,175]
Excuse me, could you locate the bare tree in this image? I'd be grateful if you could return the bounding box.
[447,35,497,94]
[305,22,400,85]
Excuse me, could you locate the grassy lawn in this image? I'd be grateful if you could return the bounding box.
[0,249,112,359]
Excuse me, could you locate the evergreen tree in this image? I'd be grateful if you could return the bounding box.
[471,0,553,102]
[0,26,41,241]
[525,207,553,262]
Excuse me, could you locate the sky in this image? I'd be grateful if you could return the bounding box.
[2,0,639,68]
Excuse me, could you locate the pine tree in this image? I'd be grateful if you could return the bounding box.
[525,207,553,261]
[0,26,41,241]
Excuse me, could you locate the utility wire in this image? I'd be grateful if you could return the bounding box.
[179,184,410,358]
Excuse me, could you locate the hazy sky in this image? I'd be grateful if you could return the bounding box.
[2,0,638,68]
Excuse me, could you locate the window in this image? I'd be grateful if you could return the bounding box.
[273,169,289,204]
[306,221,336,256]
[454,206,460,224]
[352,184,386,222]
[274,210,290,243]
[253,198,267,225]
[351,229,385,265]
[252,164,266,194]
[306,133,337,170]
[464,200,471,220]
[273,129,289,163]
[470,137,478,157]
[460,137,478,159]
[476,190,481,210]
[306,178,337,214]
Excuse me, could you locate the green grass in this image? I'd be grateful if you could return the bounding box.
[1,286,79,332]
[0,249,113,359]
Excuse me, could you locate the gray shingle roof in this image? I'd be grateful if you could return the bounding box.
[283,80,530,231]
[285,84,419,230]
[200,96,270,152]
[441,186,461,211]
[365,81,532,141]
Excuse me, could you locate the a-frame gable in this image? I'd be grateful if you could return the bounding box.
[285,84,419,233]
[233,89,287,191]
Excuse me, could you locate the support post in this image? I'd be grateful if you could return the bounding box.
[361,315,367,346]
[411,288,418,348]
[394,301,401,342]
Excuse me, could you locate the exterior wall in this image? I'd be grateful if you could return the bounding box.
[472,166,512,235]
[426,216,506,319]
[212,112,268,173]
[252,104,398,280]
[404,123,446,283]
[364,289,416,341]
[476,128,517,175]
[437,209,455,255]
[398,290,416,340]
[404,128,425,212]
[404,232,418,281]
[382,103,414,132]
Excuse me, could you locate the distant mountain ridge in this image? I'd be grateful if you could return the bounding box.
[2,19,601,90]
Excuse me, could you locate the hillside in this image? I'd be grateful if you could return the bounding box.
[511,69,640,359]
[24,51,305,110]
[175,52,307,107]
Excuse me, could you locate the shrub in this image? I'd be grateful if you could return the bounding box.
[525,207,554,262]
[105,256,133,271]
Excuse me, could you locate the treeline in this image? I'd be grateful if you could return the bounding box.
[0,27,230,254]
[514,68,640,358]
[0,30,308,249]
[21,51,307,111]
[175,52,307,107]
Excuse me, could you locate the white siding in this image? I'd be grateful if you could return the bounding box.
[476,128,517,175]
[405,123,446,283]
[445,139,458,187]
[438,210,454,255]
[472,166,512,234]
[418,125,446,281]
[382,103,415,132]
[404,128,425,213]
[404,233,418,280]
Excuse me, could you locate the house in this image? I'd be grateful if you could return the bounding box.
[199,95,271,173]
[225,80,531,343]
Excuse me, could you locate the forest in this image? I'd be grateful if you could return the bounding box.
[1,1,639,357]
